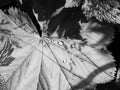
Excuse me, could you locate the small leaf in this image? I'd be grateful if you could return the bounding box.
[82,0,120,24]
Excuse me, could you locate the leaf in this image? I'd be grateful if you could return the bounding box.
[7,7,38,34]
[79,20,115,49]
[82,0,120,24]
[65,0,81,8]
[0,39,15,66]
[0,7,117,90]
[38,38,116,90]
[0,8,40,89]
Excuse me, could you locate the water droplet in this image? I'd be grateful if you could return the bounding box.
[63,60,67,63]
[58,41,64,46]
[71,44,75,48]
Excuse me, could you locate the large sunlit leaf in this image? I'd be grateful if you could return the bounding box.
[0,7,117,90]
